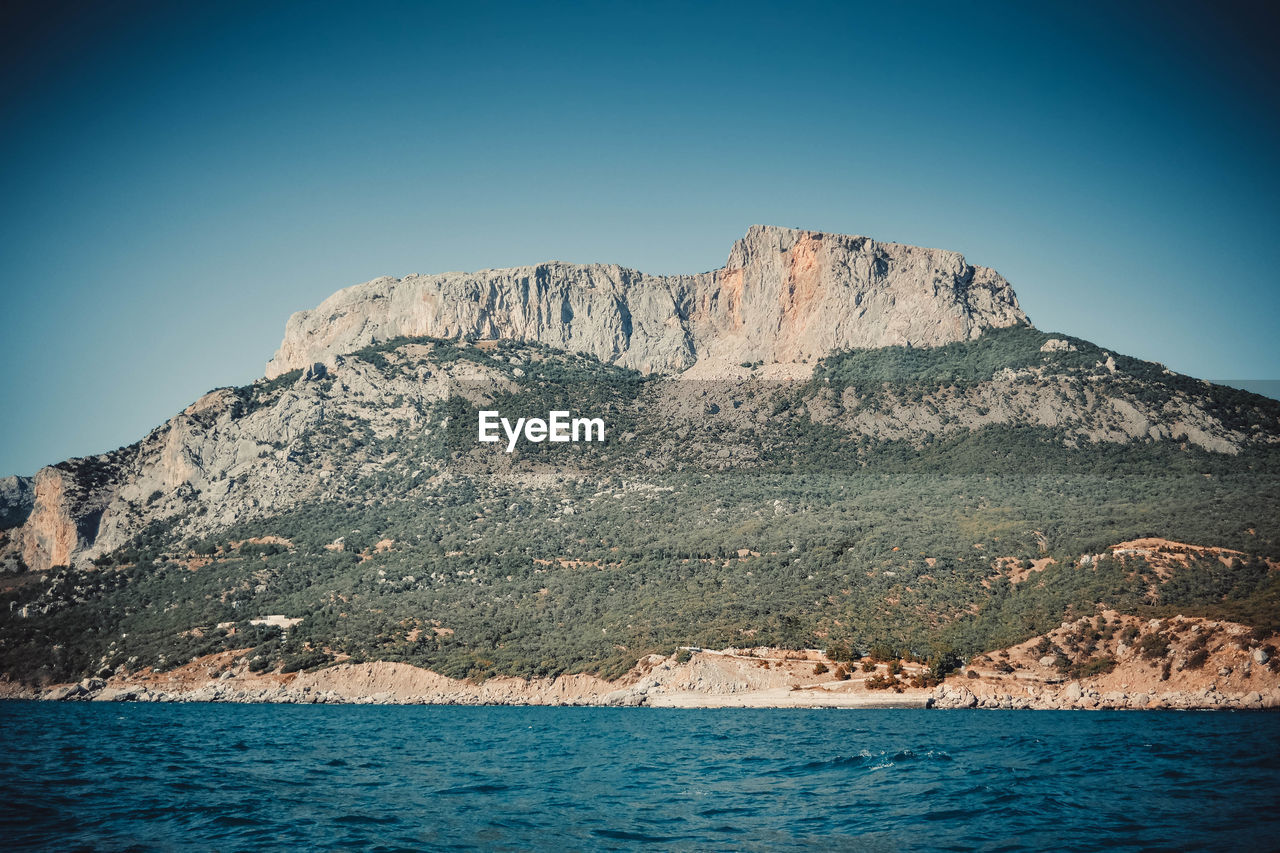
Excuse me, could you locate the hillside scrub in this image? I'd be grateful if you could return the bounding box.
[3,332,1278,685]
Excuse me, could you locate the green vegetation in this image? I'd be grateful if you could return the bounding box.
[813,325,1088,388]
[1,329,1278,686]
[1073,656,1117,678]
[812,325,1280,434]
[1138,633,1171,660]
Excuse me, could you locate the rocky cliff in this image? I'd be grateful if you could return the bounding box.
[0,475,34,572]
[265,225,1028,378]
[0,476,33,531]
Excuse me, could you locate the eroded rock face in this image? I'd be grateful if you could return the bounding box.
[20,463,119,571]
[0,475,34,530]
[16,353,483,571]
[265,225,1029,378]
[20,470,76,570]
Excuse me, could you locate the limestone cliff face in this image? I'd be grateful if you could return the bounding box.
[19,461,120,571]
[265,225,1029,378]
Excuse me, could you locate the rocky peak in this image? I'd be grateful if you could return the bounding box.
[0,475,33,530]
[265,226,1029,379]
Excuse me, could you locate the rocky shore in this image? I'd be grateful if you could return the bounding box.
[10,670,1277,711]
[6,618,1279,710]
[929,682,1280,711]
[11,671,1275,711]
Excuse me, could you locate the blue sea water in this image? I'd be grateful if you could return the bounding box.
[1,704,1278,852]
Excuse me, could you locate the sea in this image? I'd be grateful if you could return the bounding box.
[2,703,1277,851]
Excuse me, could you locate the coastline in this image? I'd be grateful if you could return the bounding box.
[6,624,1278,710]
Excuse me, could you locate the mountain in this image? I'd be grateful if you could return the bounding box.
[266,225,1027,378]
[2,227,1278,703]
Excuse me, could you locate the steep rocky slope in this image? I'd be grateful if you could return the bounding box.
[9,329,1278,575]
[266,225,1027,378]
[0,476,34,573]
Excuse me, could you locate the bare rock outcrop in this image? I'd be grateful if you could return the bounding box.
[0,475,33,530]
[15,348,500,571]
[0,475,35,572]
[265,225,1028,378]
[20,461,121,571]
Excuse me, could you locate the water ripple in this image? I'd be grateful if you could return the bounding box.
[1,703,1277,851]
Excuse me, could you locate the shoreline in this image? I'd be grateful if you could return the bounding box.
[5,631,1278,710]
[4,684,1276,710]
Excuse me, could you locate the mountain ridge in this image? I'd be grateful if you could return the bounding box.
[266,225,1028,379]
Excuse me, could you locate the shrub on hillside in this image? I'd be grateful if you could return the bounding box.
[1139,633,1170,660]
[1184,648,1210,670]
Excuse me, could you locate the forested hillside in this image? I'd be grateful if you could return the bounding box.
[2,329,1277,686]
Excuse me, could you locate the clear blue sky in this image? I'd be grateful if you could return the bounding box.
[2,0,1278,477]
